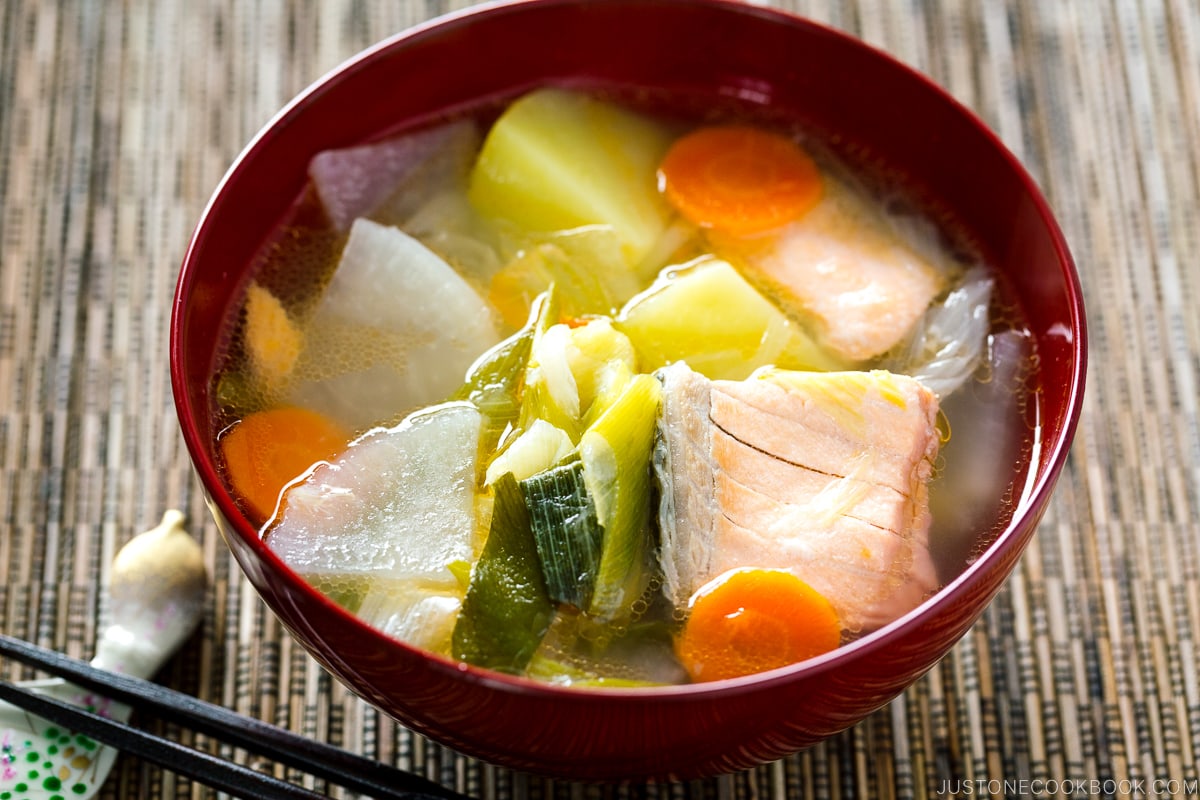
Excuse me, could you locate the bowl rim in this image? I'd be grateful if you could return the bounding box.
[170,0,1088,702]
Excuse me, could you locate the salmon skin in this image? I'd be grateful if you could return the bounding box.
[654,362,941,634]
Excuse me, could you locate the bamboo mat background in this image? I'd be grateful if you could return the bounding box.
[1,0,1197,797]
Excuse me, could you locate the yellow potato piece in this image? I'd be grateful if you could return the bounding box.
[617,257,844,381]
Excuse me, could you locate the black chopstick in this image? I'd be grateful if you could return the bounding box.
[0,680,326,800]
[0,634,471,800]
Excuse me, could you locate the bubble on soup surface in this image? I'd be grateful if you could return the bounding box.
[281,219,500,432]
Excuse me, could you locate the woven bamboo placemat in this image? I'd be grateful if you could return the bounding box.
[1,0,1197,797]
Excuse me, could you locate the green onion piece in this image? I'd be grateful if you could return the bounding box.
[580,372,661,621]
[484,419,574,486]
[520,458,602,609]
[452,329,531,418]
[516,326,584,442]
[492,230,638,322]
[454,289,558,477]
[451,473,554,673]
[524,652,665,688]
[453,322,532,454]
[446,559,472,590]
[524,613,683,687]
[516,315,638,444]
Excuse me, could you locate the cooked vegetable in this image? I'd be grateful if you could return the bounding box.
[286,218,499,431]
[488,226,642,328]
[526,615,685,687]
[403,188,503,285]
[513,370,659,622]
[617,257,844,380]
[517,323,585,440]
[219,406,349,523]
[517,318,638,443]
[674,568,841,682]
[929,329,1032,568]
[468,88,675,268]
[242,281,303,397]
[525,657,663,688]
[484,419,574,486]
[521,457,602,609]
[659,125,823,236]
[356,585,463,655]
[309,118,481,233]
[452,473,554,672]
[579,373,661,622]
[564,318,638,425]
[453,299,541,463]
[227,87,1027,685]
[883,265,994,398]
[266,402,482,584]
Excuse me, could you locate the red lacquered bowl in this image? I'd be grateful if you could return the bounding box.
[171,0,1086,782]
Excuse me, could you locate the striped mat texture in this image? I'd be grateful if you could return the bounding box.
[1,1,1198,797]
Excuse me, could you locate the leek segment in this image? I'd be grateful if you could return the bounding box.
[517,324,585,441]
[517,318,637,444]
[492,318,658,623]
[456,290,558,479]
[488,226,643,329]
[515,373,662,626]
[452,321,533,456]
[523,609,687,687]
[520,458,602,609]
[579,373,661,621]
[484,419,574,486]
[451,474,554,673]
[524,652,666,688]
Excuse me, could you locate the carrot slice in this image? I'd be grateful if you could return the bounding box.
[658,125,822,236]
[220,407,349,523]
[675,568,841,682]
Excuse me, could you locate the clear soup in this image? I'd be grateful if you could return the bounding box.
[208,86,1040,687]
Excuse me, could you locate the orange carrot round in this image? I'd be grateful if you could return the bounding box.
[220,406,349,523]
[675,568,841,682]
[658,124,823,236]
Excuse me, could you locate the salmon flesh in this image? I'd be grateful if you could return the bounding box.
[654,362,941,634]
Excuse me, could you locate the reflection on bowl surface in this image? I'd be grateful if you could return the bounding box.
[172,0,1086,781]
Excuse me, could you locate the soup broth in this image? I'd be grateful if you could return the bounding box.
[209,86,1039,686]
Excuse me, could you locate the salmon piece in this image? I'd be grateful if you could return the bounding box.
[716,176,945,362]
[655,363,940,633]
[655,362,719,605]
